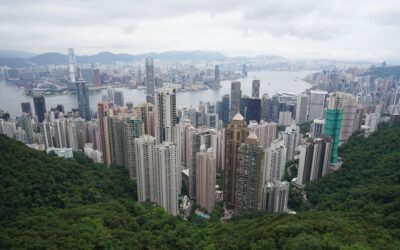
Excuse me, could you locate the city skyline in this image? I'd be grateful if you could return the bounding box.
[0,1,399,62]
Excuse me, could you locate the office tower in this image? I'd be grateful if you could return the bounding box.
[107,88,114,103]
[278,111,292,126]
[240,96,261,123]
[364,113,381,135]
[146,56,155,104]
[324,94,343,164]
[308,90,327,121]
[33,95,46,123]
[93,69,101,86]
[185,126,201,198]
[249,120,277,150]
[114,91,125,107]
[68,48,77,90]
[196,146,216,212]
[262,180,289,213]
[81,68,94,85]
[230,81,242,119]
[21,101,32,116]
[123,116,143,179]
[234,133,265,214]
[310,119,325,138]
[134,103,155,136]
[252,79,260,98]
[219,94,230,125]
[214,65,220,88]
[53,118,68,148]
[39,121,54,149]
[98,102,111,165]
[242,64,248,77]
[18,114,34,144]
[198,102,206,127]
[204,102,218,129]
[76,79,91,121]
[295,94,309,124]
[340,94,359,141]
[264,139,287,182]
[279,124,300,161]
[135,135,157,202]
[155,87,176,144]
[262,94,280,122]
[224,113,249,207]
[155,141,179,215]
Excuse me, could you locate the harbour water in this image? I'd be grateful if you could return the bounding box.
[0,70,314,118]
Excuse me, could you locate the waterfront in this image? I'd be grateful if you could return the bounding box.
[0,70,314,118]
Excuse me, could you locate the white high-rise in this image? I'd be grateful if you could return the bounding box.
[264,139,287,182]
[155,87,177,144]
[279,124,300,161]
[196,146,216,212]
[308,90,327,121]
[68,48,77,90]
[248,120,277,150]
[296,94,309,124]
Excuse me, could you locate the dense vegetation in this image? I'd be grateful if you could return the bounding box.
[0,125,399,249]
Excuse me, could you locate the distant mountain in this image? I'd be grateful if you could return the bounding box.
[0,49,36,59]
[366,65,400,79]
[29,52,68,65]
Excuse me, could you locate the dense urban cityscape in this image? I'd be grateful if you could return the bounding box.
[1,0,400,249]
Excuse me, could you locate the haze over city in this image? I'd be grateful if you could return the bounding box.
[0,0,400,61]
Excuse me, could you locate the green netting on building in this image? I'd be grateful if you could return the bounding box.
[324,109,343,164]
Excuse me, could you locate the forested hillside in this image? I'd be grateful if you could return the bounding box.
[0,125,399,249]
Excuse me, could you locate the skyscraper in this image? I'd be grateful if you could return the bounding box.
[279,124,300,161]
[135,135,157,202]
[230,81,242,119]
[262,180,289,213]
[134,103,155,136]
[219,94,230,125]
[185,126,200,198]
[308,90,327,121]
[310,119,325,138]
[264,139,287,182]
[76,78,91,121]
[252,79,260,98]
[114,91,125,107]
[324,94,343,164]
[21,101,32,116]
[68,48,77,90]
[33,95,46,123]
[339,94,359,141]
[155,87,176,144]
[146,56,155,104]
[214,65,221,89]
[155,141,179,215]
[196,146,216,212]
[123,116,143,179]
[248,120,277,150]
[240,96,261,123]
[234,133,265,214]
[224,113,249,207]
[295,94,309,124]
[98,102,111,165]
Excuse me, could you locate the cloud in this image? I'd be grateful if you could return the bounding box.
[0,0,399,61]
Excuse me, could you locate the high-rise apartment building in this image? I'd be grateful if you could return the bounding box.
[308,90,327,121]
[98,102,111,165]
[310,119,325,138]
[324,94,343,164]
[248,120,277,150]
[135,135,157,202]
[234,133,265,214]
[279,124,300,161]
[224,113,249,207]
[155,87,176,144]
[68,48,77,90]
[278,111,292,126]
[123,117,143,179]
[262,180,289,213]
[146,56,155,104]
[196,146,216,212]
[264,139,287,182]
[295,94,309,124]
[134,103,155,136]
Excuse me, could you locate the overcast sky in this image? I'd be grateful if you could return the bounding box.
[0,0,399,61]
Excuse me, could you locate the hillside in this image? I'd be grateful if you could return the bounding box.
[0,125,399,249]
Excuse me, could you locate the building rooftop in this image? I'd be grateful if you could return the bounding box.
[232,113,244,121]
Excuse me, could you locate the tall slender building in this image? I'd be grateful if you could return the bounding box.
[134,103,155,136]
[310,119,325,138]
[240,96,261,123]
[155,141,179,216]
[234,133,265,214]
[264,139,287,182]
[262,180,289,213]
[340,94,358,141]
[324,94,343,164]
[219,94,230,125]
[185,126,201,198]
[295,94,309,124]
[68,48,77,90]
[248,120,277,150]
[308,90,327,121]
[155,87,176,144]
[123,116,143,179]
[230,81,242,119]
[146,56,155,104]
[279,124,300,161]
[252,79,260,98]
[135,135,157,202]
[76,78,91,121]
[224,113,249,207]
[98,102,111,165]
[33,95,46,123]
[53,118,68,148]
[214,65,221,89]
[196,146,216,212]
[114,91,125,107]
